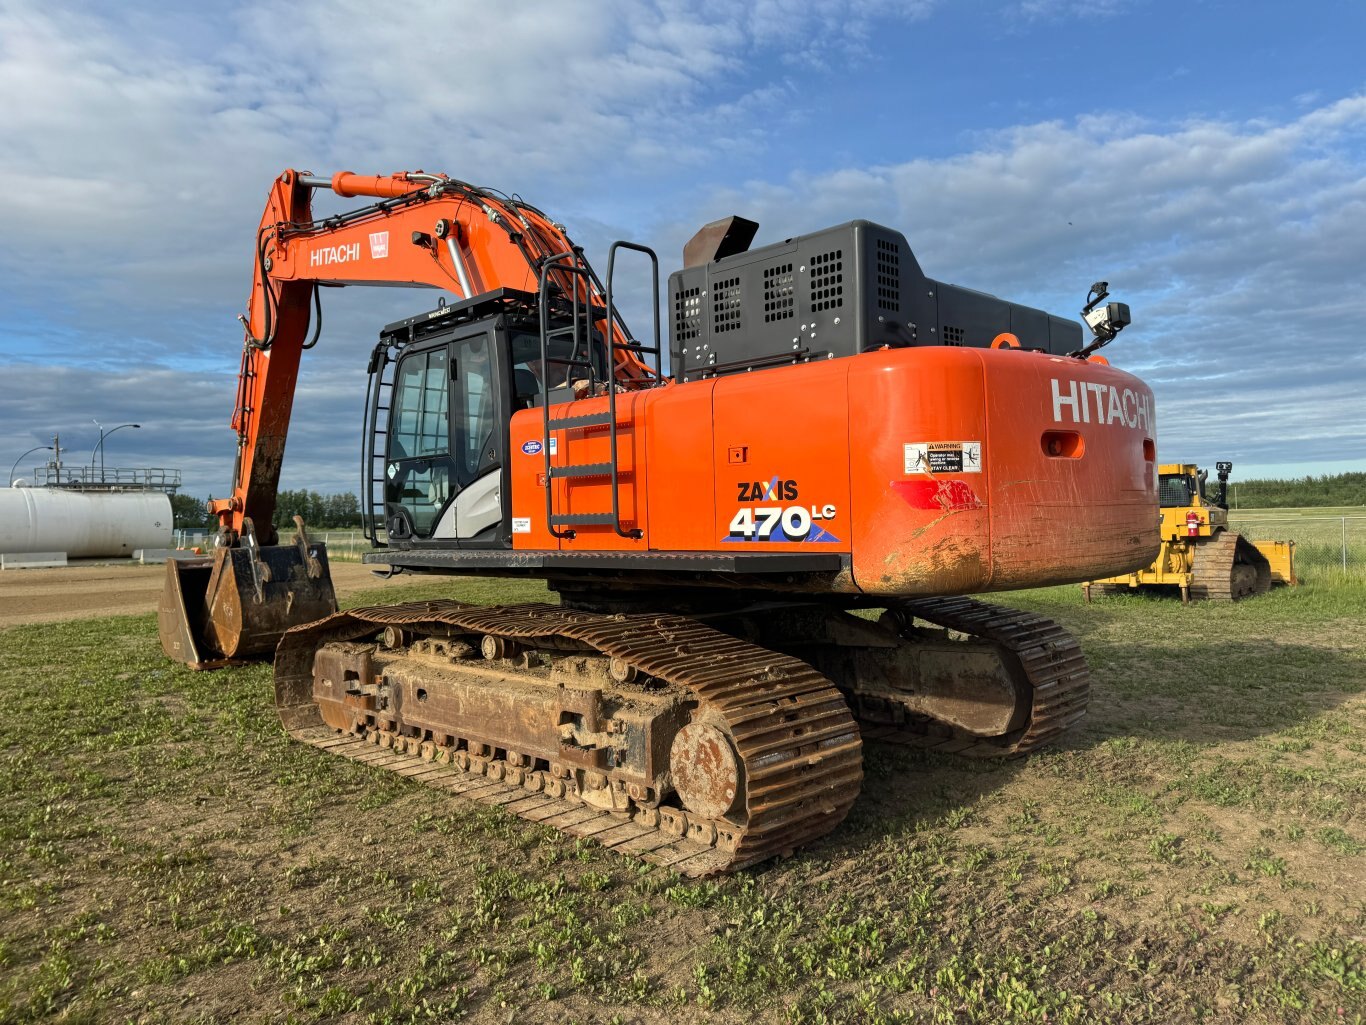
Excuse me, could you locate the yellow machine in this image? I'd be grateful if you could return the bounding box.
[1084,461,1296,602]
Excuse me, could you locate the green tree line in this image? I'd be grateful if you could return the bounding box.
[170,491,363,529]
[1232,471,1366,508]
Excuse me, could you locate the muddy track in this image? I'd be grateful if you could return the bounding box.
[859,597,1091,757]
[275,596,1089,872]
[275,600,864,876]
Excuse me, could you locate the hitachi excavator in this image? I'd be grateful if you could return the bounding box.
[159,168,1158,875]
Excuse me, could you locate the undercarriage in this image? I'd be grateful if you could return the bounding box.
[274,592,1089,875]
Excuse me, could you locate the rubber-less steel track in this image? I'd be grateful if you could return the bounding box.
[857,597,1091,758]
[275,601,863,876]
[1190,531,1272,601]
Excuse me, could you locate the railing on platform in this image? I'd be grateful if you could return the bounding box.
[29,466,182,492]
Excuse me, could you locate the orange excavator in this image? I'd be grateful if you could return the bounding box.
[160,169,1158,875]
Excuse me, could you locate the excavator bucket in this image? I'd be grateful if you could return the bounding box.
[158,527,338,669]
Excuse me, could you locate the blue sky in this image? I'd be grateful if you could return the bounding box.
[2,0,1364,497]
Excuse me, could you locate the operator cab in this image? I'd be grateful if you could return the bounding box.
[1157,462,1233,511]
[366,288,608,550]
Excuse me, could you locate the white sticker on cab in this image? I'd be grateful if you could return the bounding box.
[512,517,532,534]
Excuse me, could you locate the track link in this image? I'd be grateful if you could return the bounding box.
[275,601,862,876]
[857,596,1091,758]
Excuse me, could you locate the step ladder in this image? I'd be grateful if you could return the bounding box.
[537,242,662,540]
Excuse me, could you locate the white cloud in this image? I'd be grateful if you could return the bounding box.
[1012,0,1138,20]
[0,0,931,320]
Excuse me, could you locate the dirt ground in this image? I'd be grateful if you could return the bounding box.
[0,560,403,628]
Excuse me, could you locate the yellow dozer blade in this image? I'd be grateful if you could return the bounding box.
[1252,539,1297,587]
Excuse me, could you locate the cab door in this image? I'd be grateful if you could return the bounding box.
[384,328,505,544]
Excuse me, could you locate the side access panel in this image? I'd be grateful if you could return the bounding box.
[644,380,719,552]
[708,360,853,558]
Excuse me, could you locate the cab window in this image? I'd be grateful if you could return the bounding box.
[1158,474,1193,508]
[387,347,452,535]
[453,336,496,480]
[508,330,608,402]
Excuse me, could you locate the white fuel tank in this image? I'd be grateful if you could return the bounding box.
[0,487,172,557]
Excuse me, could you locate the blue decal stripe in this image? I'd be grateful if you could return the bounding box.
[719,529,842,545]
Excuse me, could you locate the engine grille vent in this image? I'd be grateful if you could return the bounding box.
[876,237,900,312]
[810,249,844,312]
[713,276,742,333]
[673,285,701,342]
[943,325,965,346]
[762,263,795,323]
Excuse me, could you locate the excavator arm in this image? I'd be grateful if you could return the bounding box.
[214,168,653,544]
[161,169,655,668]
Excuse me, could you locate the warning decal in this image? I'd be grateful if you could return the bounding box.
[904,441,982,474]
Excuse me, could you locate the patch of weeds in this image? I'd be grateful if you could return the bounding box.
[579,870,613,893]
[1306,941,1366,993]
[665,881,723,909]
[1148,832,1182,864]
[1245,847,1288,878]
[1315,826,1364,856]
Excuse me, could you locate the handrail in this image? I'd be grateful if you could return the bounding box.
[604,241,661,539]
[538,251,593,539]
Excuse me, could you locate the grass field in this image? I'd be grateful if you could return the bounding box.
[1,576,1363,1024]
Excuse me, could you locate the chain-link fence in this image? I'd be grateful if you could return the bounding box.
[318,530,370,562]
[171,528,373,560]
[1229,513,1366,580]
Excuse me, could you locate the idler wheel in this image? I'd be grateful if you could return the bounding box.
[480,634,517,660]
[670,722,741,819]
